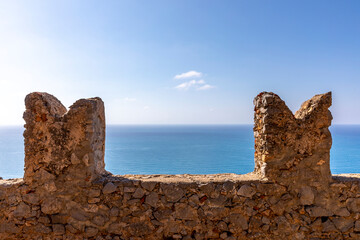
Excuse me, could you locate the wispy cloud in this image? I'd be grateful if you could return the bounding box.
[143,106,150,111]
[175,80,205,91]
[174,70,202,80]
[175,79,215,91]
[173,70,215,91]
[124,97,137,102]
[197,84,215,90]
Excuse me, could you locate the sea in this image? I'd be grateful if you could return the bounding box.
[0,125,359,179]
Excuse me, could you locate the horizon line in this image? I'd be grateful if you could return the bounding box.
[1,123,360,127]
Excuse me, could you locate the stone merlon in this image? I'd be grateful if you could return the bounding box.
[23,92,107,186]
[253,92,332,187]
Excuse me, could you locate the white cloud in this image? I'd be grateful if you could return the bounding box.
[143,106,150,111]
[175,79,215,91]
[124,97,137,102]
[173,71,215,92]
[174,70,202,80]
[175,80,205,91]
[197,84,215,91]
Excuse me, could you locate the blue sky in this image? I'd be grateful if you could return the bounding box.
[0,0,359,125]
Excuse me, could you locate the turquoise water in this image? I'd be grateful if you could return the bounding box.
[0,125,359,179]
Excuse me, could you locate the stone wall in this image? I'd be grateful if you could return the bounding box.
[1,92,360,239]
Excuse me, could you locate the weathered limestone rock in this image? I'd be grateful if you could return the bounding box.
[229,213,248,230]
[174,203,198,220]
[102,182,117,194]
[332,217,354,232]
[145,192,159,207]
[132,187,145,198]
[23,92,107,185]
[306,206,333,217]
[322,219,337,232]
[85,227,98,237]
[354,220,360,232]
[13,202,31,218]
[237,184,256,198]
[92,215,106,226]
[253,92,332,187]
[334,207,350,217]
[41,197,62,214]
[347,198,360,213]
[141,181,157,191]
[162,184,185,202]
[52,224,65,235]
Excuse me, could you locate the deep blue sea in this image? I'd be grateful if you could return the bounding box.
[0,125,359,179]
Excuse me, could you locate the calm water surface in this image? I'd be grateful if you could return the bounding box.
[0,125,359,179]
